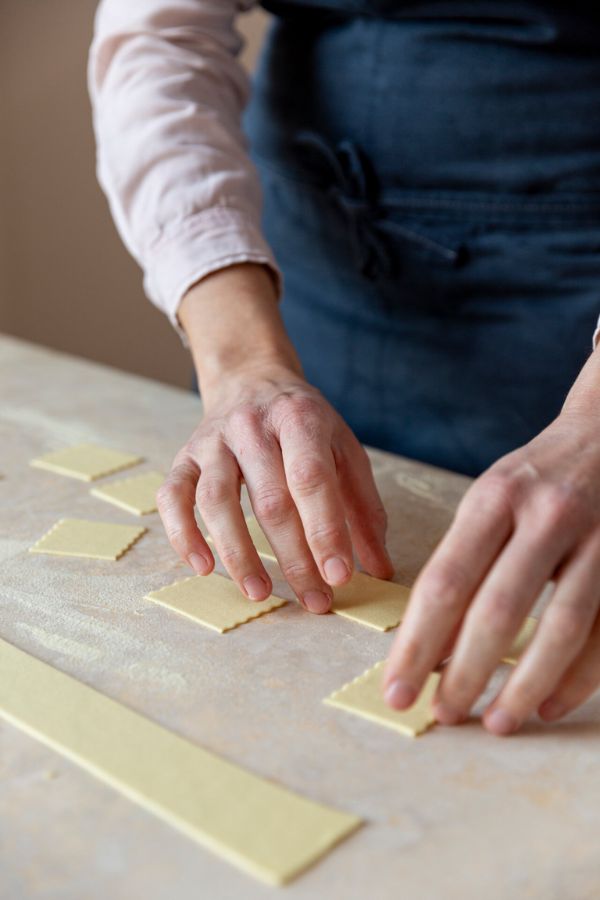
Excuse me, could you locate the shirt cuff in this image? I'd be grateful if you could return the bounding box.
[593,315,600,351]
[143,206,284,345]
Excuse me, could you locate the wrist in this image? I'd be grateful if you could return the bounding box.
[200,355,305,409]
[178,262,304,406]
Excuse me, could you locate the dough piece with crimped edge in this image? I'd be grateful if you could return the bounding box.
[146,572,287,633]
[29,518,146,560]
[31,443,142,481]
[325,660,440,737]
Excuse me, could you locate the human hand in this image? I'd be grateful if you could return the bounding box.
[157,364,394,613]
[383,407,600,735]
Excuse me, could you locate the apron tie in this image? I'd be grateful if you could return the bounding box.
[292,128,467,279]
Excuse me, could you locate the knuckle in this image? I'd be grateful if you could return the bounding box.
[170,456,198,481]
[217,544,246,569]
[158,462,197,505]
[228,403,262,436]
[281,559,315,583]
[253,487,293,525]
[442,670,477,705]
[480,592,519,639]
[536,483,582,532]
[156,481,175,509]
[195,477,230,513]
[287,457,329,495]
[470,472,516,517]
[419,562,469,617]
[166,527,193,557]
[544,604,589,648]
[273,395,323,434]
[305,521,347,548]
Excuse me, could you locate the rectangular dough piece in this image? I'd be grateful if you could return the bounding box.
[325,660,440,738]
[205,516,277,563]
[331,572,411,631]
[91,471,164,515]
[29,518,146,560]
[146,573,287,633]
[501,616,539,665]
[0,638,361,886]
[30,443,142,481]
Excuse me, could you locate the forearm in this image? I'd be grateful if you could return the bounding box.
[179,262,304,408]
[88,0,282,332]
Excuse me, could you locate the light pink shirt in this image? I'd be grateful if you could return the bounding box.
[88,0,600,350]
[88,0,283,341]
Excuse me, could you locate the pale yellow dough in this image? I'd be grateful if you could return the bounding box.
[331,572,411,631]
[91,471,164,515]
[244,516,277,561]
[29,518,146,560]
[146,573,287,633]
[0,638,361,885]
[30,443,142,481]
[501,616,539,665]
[205,515,277,563]
[325,660,440,737]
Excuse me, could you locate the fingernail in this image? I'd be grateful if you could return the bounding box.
[433,702,465,726]
[539,698,567,721]
[243,575,269,601]
[384,679,416,709]
[486,708,518,735]
[323,556,349,585]
[302,591,332,614]
[189,552,209,574]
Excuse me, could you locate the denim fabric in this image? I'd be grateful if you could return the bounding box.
[243,7,600,476]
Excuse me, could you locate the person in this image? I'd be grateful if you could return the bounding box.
[88,0,600,736]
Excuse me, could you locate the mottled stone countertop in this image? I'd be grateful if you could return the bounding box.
[1,335,598,900]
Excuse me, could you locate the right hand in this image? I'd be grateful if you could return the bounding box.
[157,364,394,613]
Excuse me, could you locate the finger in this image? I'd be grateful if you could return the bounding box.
[195,441,272,601]
[432,493,579,727]
[229,408,333,614]
[482,533,600,734]
[156,456,214,574]
[279,411,353,588]
[537,616,600,723]
[384,474,514,709]
[438,615,465,665]
[533,542,600,724]
[336,434,395,580]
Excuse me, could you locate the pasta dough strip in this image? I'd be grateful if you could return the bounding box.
[0,638,361,885]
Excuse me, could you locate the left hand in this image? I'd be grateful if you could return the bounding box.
[383,403,600,735]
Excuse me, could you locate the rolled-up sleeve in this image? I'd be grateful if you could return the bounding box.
[87,0,284,339]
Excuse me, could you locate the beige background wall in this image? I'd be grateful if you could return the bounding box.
[0,2,270,387]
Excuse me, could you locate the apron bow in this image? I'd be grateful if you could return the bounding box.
[292,128,467,279]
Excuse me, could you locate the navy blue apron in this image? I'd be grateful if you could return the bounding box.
[242,2,600,476]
